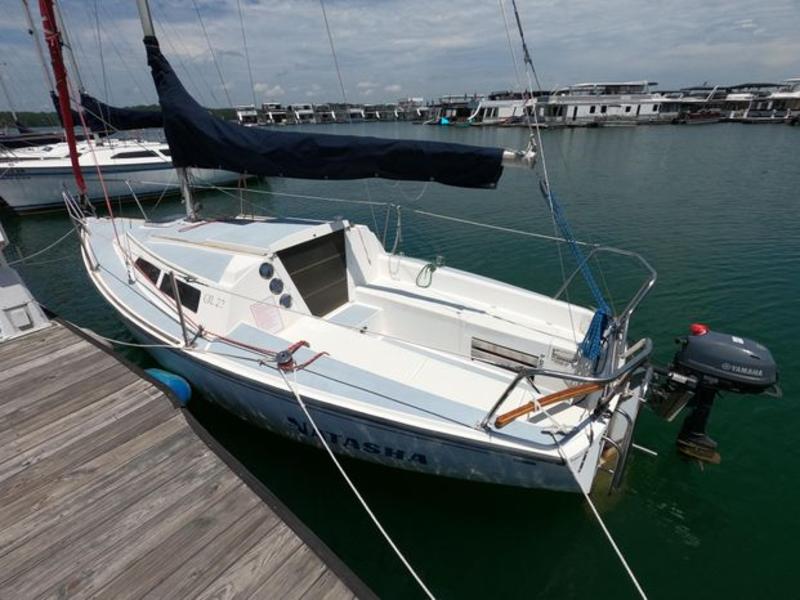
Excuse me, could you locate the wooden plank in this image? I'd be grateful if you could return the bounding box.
[0,415,189,553]
[0,350,121,421]
[0,448,227,597]
[0,390,174,507]
[193,521,306,600]
[92,483,263,599]
[0,324,74,363]
[0,337,90,383]
[30,463,240,600]
[0,360,133,439]
[0,379,160,483]
[0,437,213,582]
[301,569,357,600]
[252,543,328,600]
[140,504,282,600]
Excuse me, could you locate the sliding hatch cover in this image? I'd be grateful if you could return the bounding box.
[278,230,348,317]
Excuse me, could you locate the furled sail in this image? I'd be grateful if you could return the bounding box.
[79,93,163,131]
[144,36,503,189]
[50,91,162,132]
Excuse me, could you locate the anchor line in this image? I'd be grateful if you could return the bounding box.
[553,435,649,600]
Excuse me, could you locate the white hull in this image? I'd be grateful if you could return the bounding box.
[0,164,235,212]
[130,321,596,492]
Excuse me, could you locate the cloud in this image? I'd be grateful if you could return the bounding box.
[2,0,798,111]
[254,83,285,98]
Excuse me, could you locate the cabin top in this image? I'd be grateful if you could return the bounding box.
[131,217,343,263]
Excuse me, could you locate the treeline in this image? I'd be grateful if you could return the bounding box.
[1,106,237,129]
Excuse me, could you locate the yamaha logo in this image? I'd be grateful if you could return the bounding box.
[721,362,763,377]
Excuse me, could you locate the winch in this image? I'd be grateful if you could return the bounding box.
[649,323,780,461]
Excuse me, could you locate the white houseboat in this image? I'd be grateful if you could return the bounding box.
[234,104,259,126]
[288,103,316,124]
[262,102,288,125]
[542,81,663,127]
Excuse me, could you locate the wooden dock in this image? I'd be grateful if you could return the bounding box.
[0,321,374,599]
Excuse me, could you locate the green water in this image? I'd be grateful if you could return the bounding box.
[4,123,799,599]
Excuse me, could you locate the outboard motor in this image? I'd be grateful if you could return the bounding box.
[649,323,780,462]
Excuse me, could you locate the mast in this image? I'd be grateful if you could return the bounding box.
[38,0,87,201]
[135,0,198,221]
[52,0,85,93]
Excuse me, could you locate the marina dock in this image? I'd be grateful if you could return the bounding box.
[0,320,373,599]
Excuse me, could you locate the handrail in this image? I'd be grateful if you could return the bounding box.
[553,245,657,325]
[494,381,604,429]
[479,337,652,430]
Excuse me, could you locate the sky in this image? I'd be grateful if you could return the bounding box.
[0,0,798,111]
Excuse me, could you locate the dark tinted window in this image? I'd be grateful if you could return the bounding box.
[111,150,160,159]
[159,274,201,313]
[135,257,160,284]
[278,230,348,317]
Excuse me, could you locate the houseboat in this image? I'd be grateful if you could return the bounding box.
[543,81,663,126]
[469,91,527,126]
[426,94,482,126]
[288,103,316,124]
[262,102,288,125]
[235,104,259,126]
[314,104,337,123]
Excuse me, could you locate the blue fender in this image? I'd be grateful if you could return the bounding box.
[146,368,192,406]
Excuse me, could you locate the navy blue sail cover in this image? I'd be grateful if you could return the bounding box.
[79,93,163,131]
[144,36,504,188]
[50,92,162,132]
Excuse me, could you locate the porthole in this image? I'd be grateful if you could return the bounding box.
[259,262,274,279]
[269,278,284,294]
[279,293,292,309]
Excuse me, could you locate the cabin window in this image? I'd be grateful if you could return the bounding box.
[278,230,348,317]
[625,106,632,113]
[135,257,160,284]
[589,106,596,114]
[600,105,607,114]
[158,274,201,313]
[653,105,659,112]
[111,150,160,159]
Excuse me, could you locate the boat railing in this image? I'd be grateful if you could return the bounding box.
[478,337,652,431]
[553,244,657,342]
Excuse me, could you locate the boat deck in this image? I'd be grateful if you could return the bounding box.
[0,321,373,599]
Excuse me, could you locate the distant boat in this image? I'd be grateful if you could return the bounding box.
[0,138,236,213]
[543,81,664,127]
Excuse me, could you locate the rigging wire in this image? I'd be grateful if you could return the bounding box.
[502,2,647,595]
[190,0,233,108]
[318,0,350,113]
[502,0,578,346]
[152,2,213,106]
[235,0,258,110]
[92,0,110,104]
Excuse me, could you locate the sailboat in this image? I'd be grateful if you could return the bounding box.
[0,0,237,213]
[60,1,777,494]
